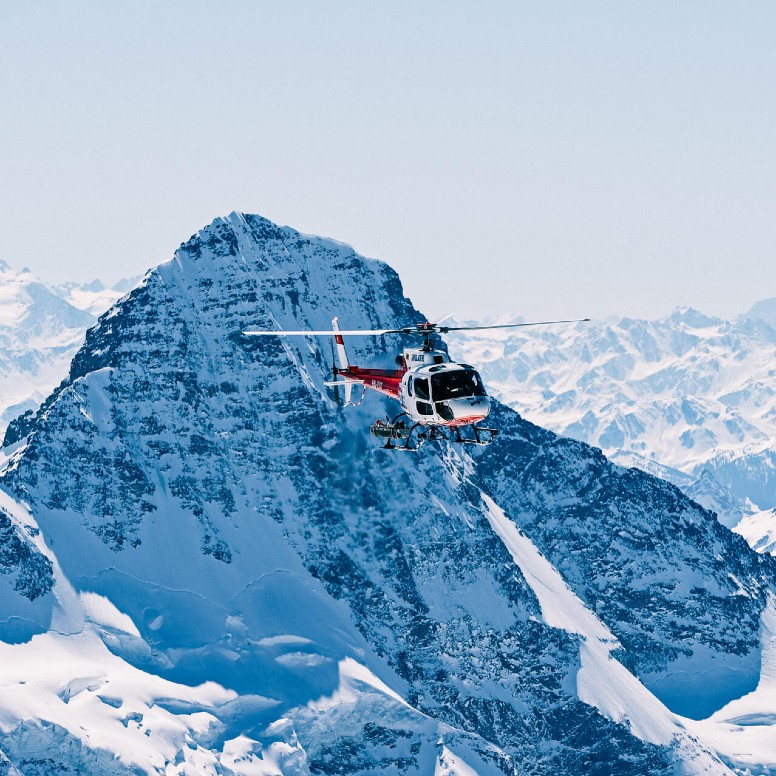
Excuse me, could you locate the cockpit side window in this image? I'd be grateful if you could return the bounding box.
[414,377,430,401]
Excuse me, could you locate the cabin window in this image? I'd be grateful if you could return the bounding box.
[436,402,454,421]
[431,370,486,401]
[416,401,433,416]
[407,378,413,397]
[414,378,430,401]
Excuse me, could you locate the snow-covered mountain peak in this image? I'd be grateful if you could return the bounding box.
[0,262,92,335]
[663,306,724,330]
[81,278,105,292]
[744,296,776,331]
[55,274,140,317]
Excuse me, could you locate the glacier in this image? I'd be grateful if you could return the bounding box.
[0,213,775,774]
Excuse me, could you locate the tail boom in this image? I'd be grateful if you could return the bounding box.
[329,317,404,401]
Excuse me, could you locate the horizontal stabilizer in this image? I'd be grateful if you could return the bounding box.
[323,379,365,387]
[244,329,395,337]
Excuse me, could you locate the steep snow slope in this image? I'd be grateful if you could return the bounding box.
[0,261,133,439]
[445,310,776,530]
[686,595,776,774]
[473,402,772,720]
[1,213,774,774]
[736,509,776,556]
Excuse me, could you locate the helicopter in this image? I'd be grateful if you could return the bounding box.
[244,316,589,450]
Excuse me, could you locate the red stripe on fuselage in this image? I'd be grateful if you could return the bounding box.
[442,415,489,427]
[337,367,404,398]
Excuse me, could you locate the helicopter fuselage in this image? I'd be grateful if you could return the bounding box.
[334,346,491,428]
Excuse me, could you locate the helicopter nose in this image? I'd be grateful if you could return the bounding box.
[445,396,491,423]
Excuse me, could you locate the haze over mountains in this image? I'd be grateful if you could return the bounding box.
[0,214,775,774]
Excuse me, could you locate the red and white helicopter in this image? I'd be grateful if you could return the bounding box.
[244,316,588,450]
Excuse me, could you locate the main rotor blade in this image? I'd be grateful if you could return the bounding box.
[243,317,591,337]
[243,328,402,337]
[441,318,590,333]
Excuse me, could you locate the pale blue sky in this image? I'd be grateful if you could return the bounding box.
[1,2,775,320]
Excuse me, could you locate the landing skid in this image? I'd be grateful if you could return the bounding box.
[369,415,498,451]
[370,414,416,451]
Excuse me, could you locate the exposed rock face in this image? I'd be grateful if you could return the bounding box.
[0,213,773,774]
[0,504,52,601]
[473,404,772,717]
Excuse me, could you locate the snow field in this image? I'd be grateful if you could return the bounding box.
[481,492,737,774]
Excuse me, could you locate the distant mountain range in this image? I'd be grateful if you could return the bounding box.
[0,260,138,436]
[446,303,776,551]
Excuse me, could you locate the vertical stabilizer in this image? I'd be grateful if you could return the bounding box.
[332,317,353,404]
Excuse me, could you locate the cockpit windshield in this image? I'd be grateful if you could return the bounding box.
[431,369,486,401]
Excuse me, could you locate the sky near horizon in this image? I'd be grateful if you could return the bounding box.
[1,1,775,322]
